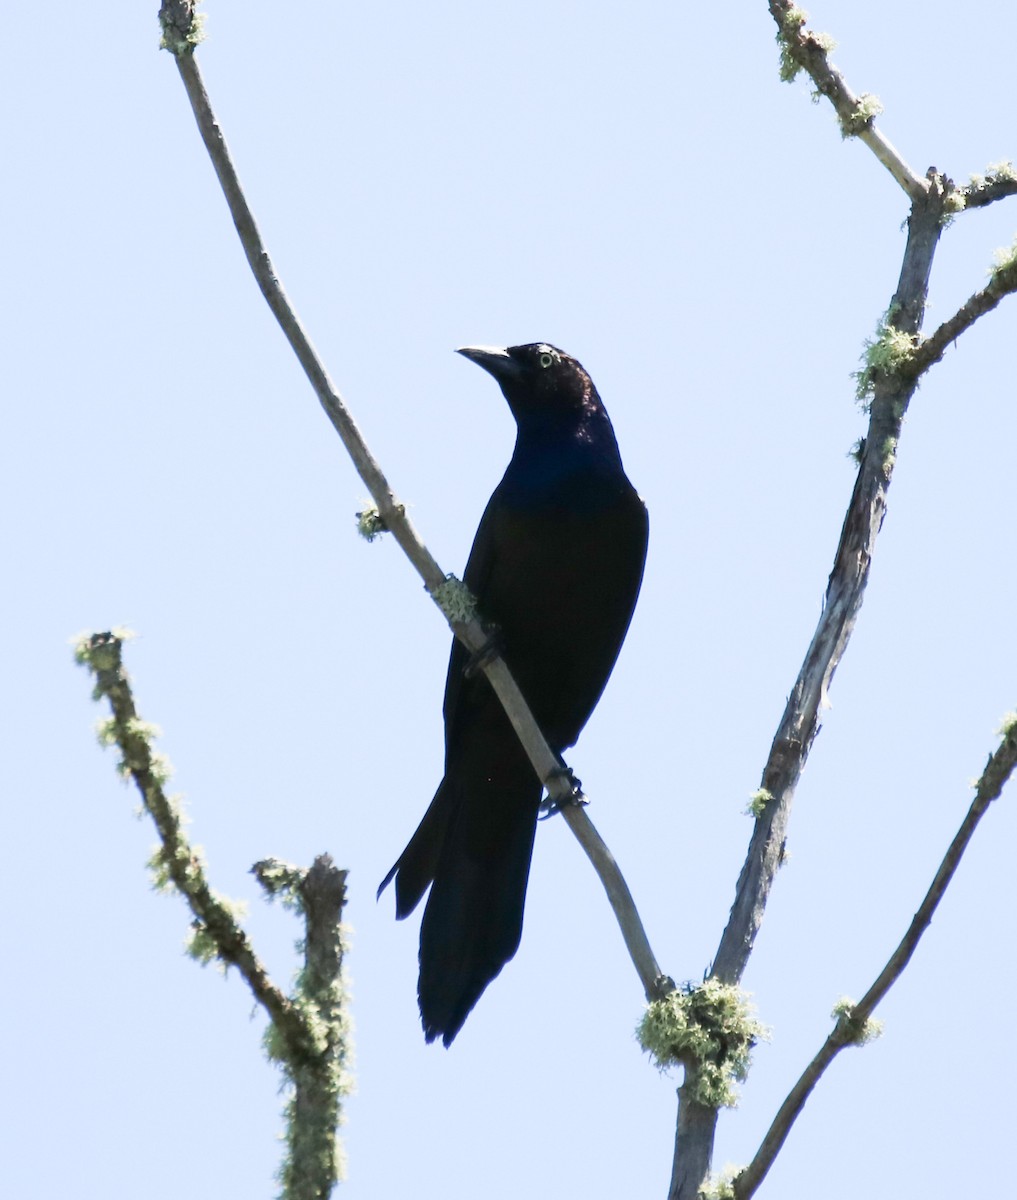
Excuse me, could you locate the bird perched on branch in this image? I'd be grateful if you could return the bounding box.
[379,342,648,1046]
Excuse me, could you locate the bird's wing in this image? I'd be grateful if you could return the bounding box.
[440,489,505,744]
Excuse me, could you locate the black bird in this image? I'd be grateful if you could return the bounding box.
[379,343,648,1046]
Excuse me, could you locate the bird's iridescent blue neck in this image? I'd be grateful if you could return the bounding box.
[498,404,627,511]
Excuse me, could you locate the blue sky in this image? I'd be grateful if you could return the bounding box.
[4,3,1016,1197]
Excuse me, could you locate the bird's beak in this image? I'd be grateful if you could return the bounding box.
[456,345,523,384]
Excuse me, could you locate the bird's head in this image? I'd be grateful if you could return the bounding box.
[456,343,599,425]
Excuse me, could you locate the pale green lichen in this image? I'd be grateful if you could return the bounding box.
[430,574,478,625]
[636,980,769,1108]
[983,160,1017,186]
[95,716,119,748]
[775,6,809,82]
[253,858,307,910]
[159,3,206,55]
[965,161,1017,214]
[73,627,137,670]
[700,1166,744,1200]
[267,919,354,1191]
[185,919,220,965]
[774,3,837,81]
[355,506,388,542]
[746,788,773,818]
[93,705,175,788]
[996,711,1017,737]
[990,237,1017,285]
[184,895,248,967]
[988,159,1017,178]
[841,93,883,138]
[854,319,919,404]
[832,996,884,1046]
[942,190,967,217]
[147,837,208,896]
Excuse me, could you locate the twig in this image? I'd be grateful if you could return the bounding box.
[733,715,1017,1200]
[157,6,664,997]
[78,630,351,1197]
[769,0,926,200]
[959,170,1017,211]
[560,805,671,999]
[76,631,316,1058]
[909,253,1017,377]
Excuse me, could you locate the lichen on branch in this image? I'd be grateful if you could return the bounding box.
[77,631,351,1198]
[637,980,769,1108]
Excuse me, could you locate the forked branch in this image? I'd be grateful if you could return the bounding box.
[76,632,351,1199]
[671,7,1016,1196]
[732,714,1017,1200]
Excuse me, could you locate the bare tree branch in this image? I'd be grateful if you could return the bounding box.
[958,166,1017,211]
[256,856,352,1200]
[560,805,672,998]
[670,34,957,1200]
[768,0,926,199]
[909,252,1017,377]
[156,12,667,1000]
[714,174,946,987]
[76,631,314,1055]
[669,12,1017,1192]
[77,633,352,1197]
[733,714,1017,1200]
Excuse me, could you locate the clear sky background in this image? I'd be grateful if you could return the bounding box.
[4,3,1016,1197]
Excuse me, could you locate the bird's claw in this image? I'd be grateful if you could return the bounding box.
[463,629,504,679]
[539,766,586,818]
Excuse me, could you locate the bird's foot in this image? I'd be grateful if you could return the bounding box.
[463,628,504,678]
[539,766,586,818]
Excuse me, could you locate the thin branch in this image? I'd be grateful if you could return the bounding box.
[560,805,671,999]
[76,631,318,1059]
[733,715,1017,1200]
[768,0,926,200]
[909,254,1017,377]
[79,630,352,1197]
[959,170,1017,211]
[157,12,663,997]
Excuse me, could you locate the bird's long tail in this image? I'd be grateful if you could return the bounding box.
[380,757,542,1046]
[418,769,541,1046]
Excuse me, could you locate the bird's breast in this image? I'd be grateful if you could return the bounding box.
[472,485,647,748]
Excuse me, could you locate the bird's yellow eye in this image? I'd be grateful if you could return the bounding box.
[539,352,554,369]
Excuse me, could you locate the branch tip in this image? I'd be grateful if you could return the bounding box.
[159,0,205,55]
